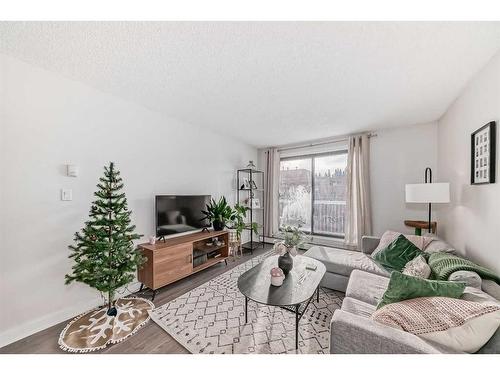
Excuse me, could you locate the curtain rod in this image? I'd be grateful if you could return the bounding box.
[276,132,377,152]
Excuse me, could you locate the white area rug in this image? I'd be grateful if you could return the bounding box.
[150,251,344,354]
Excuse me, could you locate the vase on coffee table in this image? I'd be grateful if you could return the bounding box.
[278,250,294,275]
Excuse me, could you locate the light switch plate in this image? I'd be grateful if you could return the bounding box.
[61,189,73,201]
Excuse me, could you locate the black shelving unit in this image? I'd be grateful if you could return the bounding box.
[237,168,265,254]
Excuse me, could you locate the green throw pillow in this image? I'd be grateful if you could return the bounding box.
[372,234,424,272]
[377,271,466,310]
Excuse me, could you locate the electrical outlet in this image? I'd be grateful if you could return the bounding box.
[61,189,73,201]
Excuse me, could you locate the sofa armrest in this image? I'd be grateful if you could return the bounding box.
[330,309,460,354]
[361,235,380,255]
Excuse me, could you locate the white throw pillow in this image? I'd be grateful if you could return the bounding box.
[372,297,500,353]
[402,255,431,279]
[371,230,432,258]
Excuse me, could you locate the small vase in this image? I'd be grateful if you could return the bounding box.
[278,251,294,276]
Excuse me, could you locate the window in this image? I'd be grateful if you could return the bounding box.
[278,151,348,238]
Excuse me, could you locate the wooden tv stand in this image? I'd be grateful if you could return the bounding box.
[137,230,229,300]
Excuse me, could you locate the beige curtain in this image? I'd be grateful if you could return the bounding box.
[264,148,280,237]
[345,134,372,248]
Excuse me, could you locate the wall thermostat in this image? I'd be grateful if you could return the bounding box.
[67,164,78,177]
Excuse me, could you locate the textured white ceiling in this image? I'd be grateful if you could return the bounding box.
[1,22,500,147]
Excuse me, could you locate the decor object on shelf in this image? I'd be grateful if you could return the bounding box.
[270,267,285,286]
[58,297,153,353]
[274,225,307,275]
[65,162,144,316]
[405,167,450,234]
[251,198,261,208]
[201,196,232,231]
[240,177,251,190]
[471,121,496,184]
[246,160,257,170]
[250,180,258,190]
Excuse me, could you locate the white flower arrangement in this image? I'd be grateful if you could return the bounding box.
[273,225,308,257]
[273,241,298,257]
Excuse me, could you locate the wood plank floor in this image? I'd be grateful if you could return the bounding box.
[0,244,273,354]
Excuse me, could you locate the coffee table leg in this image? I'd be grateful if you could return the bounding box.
[295,304,299,350]
[245,296,248,324]
[317,286,320,303]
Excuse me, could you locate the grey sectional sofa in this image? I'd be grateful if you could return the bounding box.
[330,269,500,353]
[303,236,388,291]
[303,235,500,354]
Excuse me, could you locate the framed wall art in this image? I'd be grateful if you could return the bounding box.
[471,121,496,184]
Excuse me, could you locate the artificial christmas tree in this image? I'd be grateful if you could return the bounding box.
[65,162,143,316]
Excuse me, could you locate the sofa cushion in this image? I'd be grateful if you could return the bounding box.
[303,246,389,278]
[341,297,376,318]
[377,271,466,310]
[345,269,390,306]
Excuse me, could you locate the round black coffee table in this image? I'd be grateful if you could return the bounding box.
[237,255,326,350]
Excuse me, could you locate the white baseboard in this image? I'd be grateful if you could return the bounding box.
[0,297,102,348]
[0,282,141,349]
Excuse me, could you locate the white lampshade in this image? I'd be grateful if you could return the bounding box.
[405,183,450,203]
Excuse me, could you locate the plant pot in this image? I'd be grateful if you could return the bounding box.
[213,220,225,231]
[278,251,294,276]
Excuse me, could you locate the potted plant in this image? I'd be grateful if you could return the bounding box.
[201,196,232,231]
[227,203,258,241]
[274,225,308,275]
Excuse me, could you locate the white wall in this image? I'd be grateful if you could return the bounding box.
[370,122,438,236]
[437,51,500,273]
[0,54,257,347]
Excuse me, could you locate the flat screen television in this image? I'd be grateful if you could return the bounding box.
[155,195,211,237]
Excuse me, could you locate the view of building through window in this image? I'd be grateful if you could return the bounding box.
[278,151,348,237]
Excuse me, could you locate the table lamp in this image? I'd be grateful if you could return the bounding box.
[405,167,450,234]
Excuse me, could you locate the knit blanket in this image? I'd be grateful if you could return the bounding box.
[428,252,500,285]
[372,296,499,335]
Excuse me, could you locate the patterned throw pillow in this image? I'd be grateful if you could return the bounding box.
[372,297,500,353]
[371,230,433,258]
[402,255,431,279]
